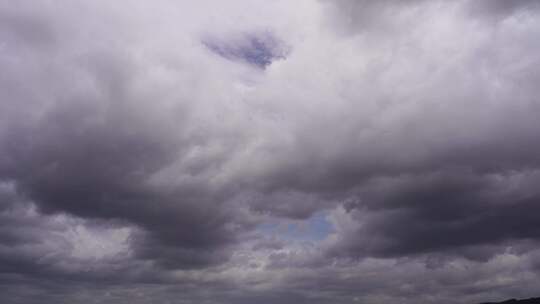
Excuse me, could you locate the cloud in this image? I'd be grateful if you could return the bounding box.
[327,170,540,260]
[467,0,540,18]
[1,0,540,303]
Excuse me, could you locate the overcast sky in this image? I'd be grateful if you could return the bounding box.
[1,0,540,303]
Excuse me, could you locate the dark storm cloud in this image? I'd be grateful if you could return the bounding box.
[256,1,540,265]
[329,170,540,260]
[0,184,133,285]
[2,0,540,303]
[254,0,540,264]
[0,78,251,269]
[0,1,256,272]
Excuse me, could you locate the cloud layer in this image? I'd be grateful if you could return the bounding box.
[1,0,540,303]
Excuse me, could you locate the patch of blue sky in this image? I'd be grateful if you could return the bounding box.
[202,31,288,69]
[257,211,334,243]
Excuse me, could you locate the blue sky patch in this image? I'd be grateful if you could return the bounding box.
[203,31,288,69]
[256,211,334,243]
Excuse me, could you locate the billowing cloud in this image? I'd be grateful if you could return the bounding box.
[1,0,540,303]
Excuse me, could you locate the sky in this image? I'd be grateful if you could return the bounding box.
[1,0,540,303]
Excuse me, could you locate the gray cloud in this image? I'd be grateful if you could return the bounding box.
[329,170,540,260]
[1,0,540,303]
[467,0,540,18]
